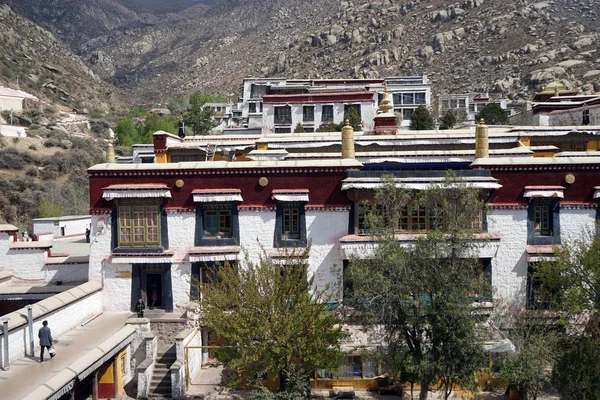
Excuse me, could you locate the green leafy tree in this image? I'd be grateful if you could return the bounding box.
[409,105,435,130]
[537,228,600,315]
[37,201,63,218]
[439,109,457,130]
[500,327,560,400]
[183,91,219,135]
[348,174,485,400]
[476,103,508,125]
[293,123,306,133]
[552,336,600,400]
[198,247,344,394]
[114,118,142,146]
[339,107,362,131]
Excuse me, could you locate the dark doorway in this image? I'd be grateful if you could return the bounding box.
[146,273,162,309]
[60,227,65,236]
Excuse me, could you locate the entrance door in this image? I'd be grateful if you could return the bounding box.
[146,273,163,309]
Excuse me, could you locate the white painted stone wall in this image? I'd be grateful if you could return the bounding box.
[487,209,529,306]
[89,214,112,282]
[33,217,91,236]
[262,102,375,134]
[2,249,48,280]
[91,208,347,311]
[43,263,89,284]
[0,232,11,258]
[550,105,600,126]
[559,208,596,243]
[1,289,102,365]
[238,209,347,298]
[102,263,133,312]
[167,213,196,261]
[172,262,192,309]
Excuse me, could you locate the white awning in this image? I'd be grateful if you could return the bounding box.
[102,184,171,200]
[188,246,240,262]
[192,189,243,203]
[271,189,309,202]
[594,187,600,199]
[341,177,502,191]
[523,186,565,199]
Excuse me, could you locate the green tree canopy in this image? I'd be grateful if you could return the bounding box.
[348,173,485,400]
[198,247,344,393]
[439,109,457,130]
[536,229,600,316]
[409,105,435,130]
[552,336,600,400]
[183,91,219,135]
[476,103,508,125]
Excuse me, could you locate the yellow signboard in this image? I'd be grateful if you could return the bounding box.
[115,271,131,279]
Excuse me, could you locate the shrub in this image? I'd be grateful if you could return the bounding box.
[29,144,38,151]
[0,149,30,170]
[29,124,41,130]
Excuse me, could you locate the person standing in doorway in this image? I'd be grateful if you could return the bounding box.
[38,320,54,363]
[136,298,145,317]
[150,286,157,309]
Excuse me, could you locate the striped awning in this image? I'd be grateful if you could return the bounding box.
[271,189,309,202]
[188,246,240,262]
[192,188,243,203]
[102,184,171,200]
[523,186,565,199]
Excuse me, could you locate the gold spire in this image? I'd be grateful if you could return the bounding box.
[475,118,489,159]
[106,140,116,163]
[378,83,393,114]
[341,119,355,159]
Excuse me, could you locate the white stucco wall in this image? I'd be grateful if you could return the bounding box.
[172,262,192,309]
[89,214,112,282]
[3,249,48,280]
[102,263,133,312]
[262,102,375,134]
[559,208,596,243]
[306,210,348,298]
[2,289,102,365]
[45,264,89,284]
[33,217,91,237]
[0,232,11,258]
[487,209,529,305]
[167,213,195,261]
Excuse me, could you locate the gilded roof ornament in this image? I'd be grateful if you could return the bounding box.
[378,83,393,114]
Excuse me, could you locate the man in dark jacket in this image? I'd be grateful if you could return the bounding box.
[38,320,54,363]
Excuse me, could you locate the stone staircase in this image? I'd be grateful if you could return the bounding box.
[149,345,176,398]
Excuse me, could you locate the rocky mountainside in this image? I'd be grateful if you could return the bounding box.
[0,3,123,112]
[3,0,600,105]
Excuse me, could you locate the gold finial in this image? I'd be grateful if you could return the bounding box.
[106,139,116,163]
[479,118,485,125]
[345,119,350,126]
[378,83,393,114]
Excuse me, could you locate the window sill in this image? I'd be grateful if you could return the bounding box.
[112,247,166,254]
[196,238,238,247]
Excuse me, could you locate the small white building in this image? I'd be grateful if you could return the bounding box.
[33,215,91,237]
[0,86,38,112]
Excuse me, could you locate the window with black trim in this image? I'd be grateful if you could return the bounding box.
[303,106,314,122]
[321,105,334,122]
[113,199,167,252]
[583,109,590,125]
[354,201,483,234]
[472,259,492,301]
[248,103,256,113]
[196,202,239,246]
[344,104,362,120]
[528,198,559,245]
[526,263,558,310]
[274,106,292,124]
[275,202,307,247]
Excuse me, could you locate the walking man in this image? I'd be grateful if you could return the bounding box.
[38,320,54,363]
